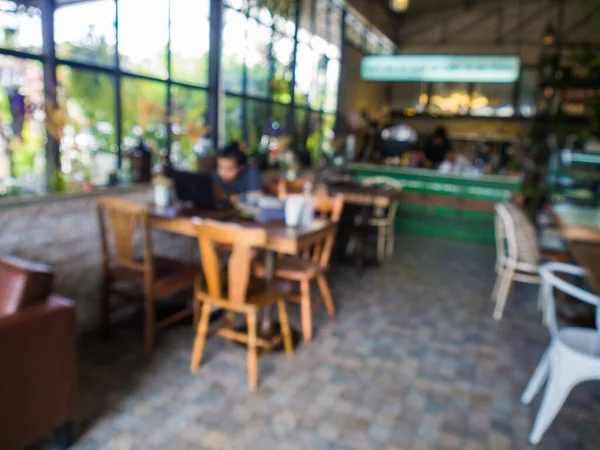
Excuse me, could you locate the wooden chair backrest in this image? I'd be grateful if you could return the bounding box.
[361,176,403,190]
[279,192,344,270]
[312,193,343,269]
[361,176,403,219]
[96,197,152,274]
[195,220,266,304]
[312,193,344,224]
[277,175,315,198]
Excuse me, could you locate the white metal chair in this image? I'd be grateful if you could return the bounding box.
[521,262,600,445]
[492,203,541,320]
[360,176,403,261]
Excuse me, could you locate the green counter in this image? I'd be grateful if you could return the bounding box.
[344,164,523,245]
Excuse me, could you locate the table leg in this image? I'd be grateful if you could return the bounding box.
[260,250,275,335]
[356,206,370,272]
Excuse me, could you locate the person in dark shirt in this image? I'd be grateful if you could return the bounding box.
[424,126,451,169]
[213,142,262,202]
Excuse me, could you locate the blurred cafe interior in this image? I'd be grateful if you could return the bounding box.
[2,1,600,449]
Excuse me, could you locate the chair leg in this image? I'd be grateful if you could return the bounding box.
[493,268,514,321]
[346,236,356,256]
[386,224,395,258]
[277,300,293,355]
[491,268,503,303]
[377,225,386,262]
[53,421,74,450]
[226,311,235,327]
[521,350,550,405]
[300,279,313,342]
[192,299,200,327]
[100,281,110,338]
[528,361,576,445]
[317,274,336,317]
[247,310,258,390]
[190,303,211,372]
[144,291,155,355]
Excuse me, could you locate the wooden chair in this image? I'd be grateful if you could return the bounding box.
[96,197,198,354]
[190,220,293,390]
[255,193,344,342]
[360,176,403,261]
[277,175,315,198]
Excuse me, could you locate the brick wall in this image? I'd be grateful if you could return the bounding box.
[0,187,198,332]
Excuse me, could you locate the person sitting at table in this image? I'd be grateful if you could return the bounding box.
[213,141,262,203]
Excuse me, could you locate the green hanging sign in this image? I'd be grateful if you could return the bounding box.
[360,55,521,83]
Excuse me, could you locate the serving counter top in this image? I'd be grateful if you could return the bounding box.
[344,163,523,244]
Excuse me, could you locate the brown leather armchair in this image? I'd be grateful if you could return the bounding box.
[0,256,78,450]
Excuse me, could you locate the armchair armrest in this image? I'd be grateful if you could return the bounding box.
[0,296,78,450]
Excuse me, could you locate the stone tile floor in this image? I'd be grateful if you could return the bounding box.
[72,235,600,450]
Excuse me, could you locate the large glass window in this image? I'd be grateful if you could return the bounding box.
[170,0,210,86]
[221,0,343,155]
[0,1,42,54]
[222,8,246,94]
[0,0,353,197]
[170,86,208,170]
[344,8,395,55]
[294,42,313,107]
[0,55,45,192]
[345,14,364,48]
[120,77,167,161]
[324,58,339,113]
[272,33,294,103]
[307,111,322,162]
[309,46,328,111]
[246,99,268,147]
[58,66,116,185]
[246,19,272,98]
[118,0,169,78]
[295,108,308,148]
[54,0,116,67]
[272,103,289,136]
[224,95,243,144]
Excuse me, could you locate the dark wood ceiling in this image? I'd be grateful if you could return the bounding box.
[394,0,487,17]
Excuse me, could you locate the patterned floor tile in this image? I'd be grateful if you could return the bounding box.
[70,235,600,450]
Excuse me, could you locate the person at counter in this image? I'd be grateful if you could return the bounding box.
[424,127,451,168]
[438,150,472,174]
[213,142,262,203]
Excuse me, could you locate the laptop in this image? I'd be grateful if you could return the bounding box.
[173,171,218,209]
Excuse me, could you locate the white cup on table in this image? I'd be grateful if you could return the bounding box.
[285,197,304,227]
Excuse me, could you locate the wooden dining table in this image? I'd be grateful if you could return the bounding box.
[568,242,600,294]
[150,204,336,255]
[149,203,337,334]
[551,203,600,301]
[551,203,600,244]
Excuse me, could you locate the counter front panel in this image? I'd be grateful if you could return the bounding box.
[345,164,523,245]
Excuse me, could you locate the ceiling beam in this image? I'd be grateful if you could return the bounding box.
[500,2,551,39]
[401,40,600,48]
[442,7,501,42]
[564,4,600,34]
[398,0,548,39]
